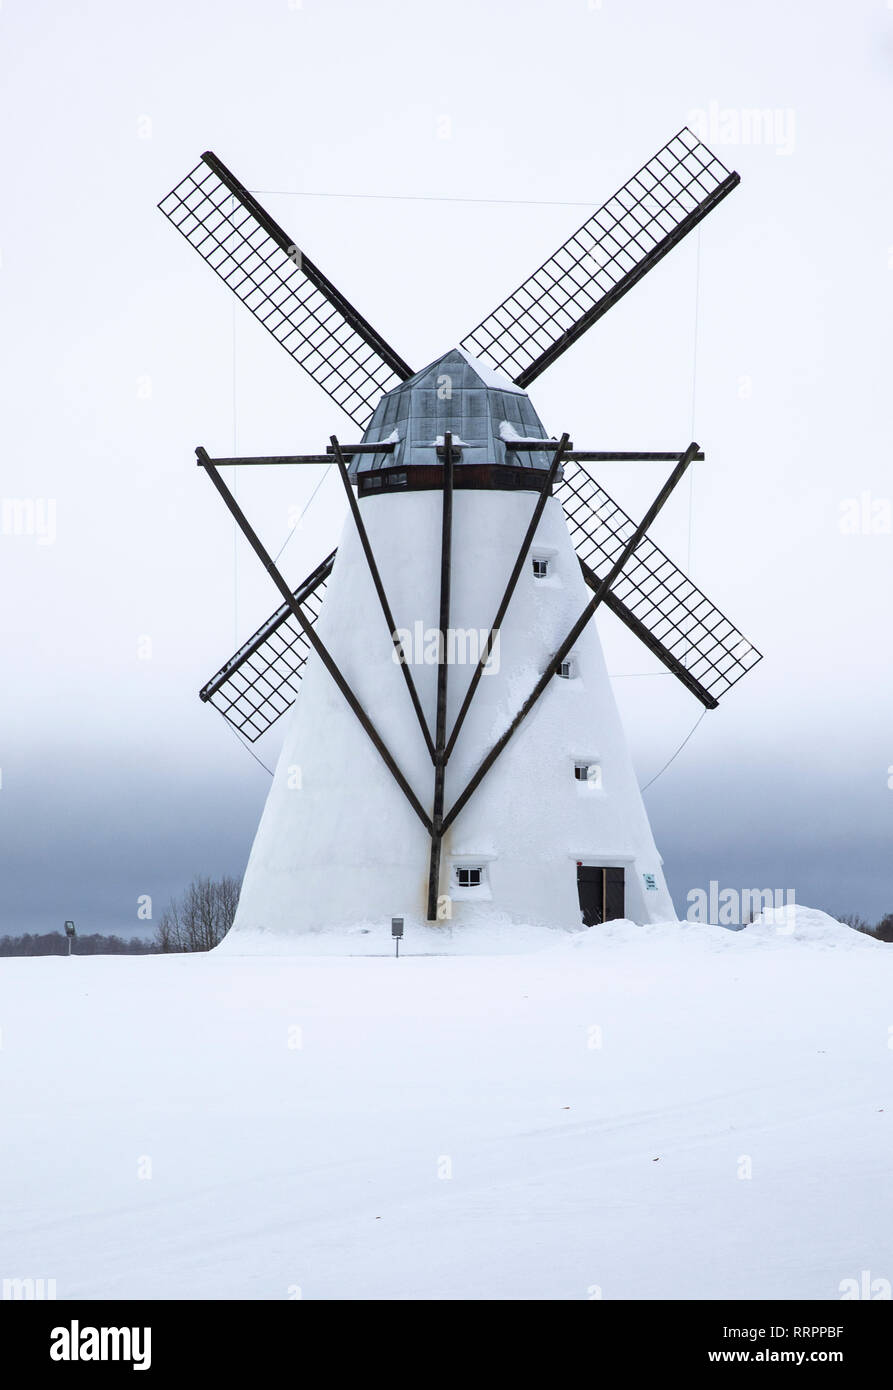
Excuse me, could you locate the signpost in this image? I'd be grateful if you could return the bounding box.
[391,917,403,959]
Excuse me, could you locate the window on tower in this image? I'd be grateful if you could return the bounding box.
[455,866,483,888]
[557,658,576,679]
[532,557,549,578]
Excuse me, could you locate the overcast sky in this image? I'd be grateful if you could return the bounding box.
[1,0,891,937]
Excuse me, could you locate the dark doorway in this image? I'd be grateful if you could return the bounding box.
[577,865,625,926]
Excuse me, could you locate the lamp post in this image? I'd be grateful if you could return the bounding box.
[391,917,403,959]
[64,921,76,957]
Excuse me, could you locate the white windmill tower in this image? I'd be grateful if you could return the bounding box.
[159,130,761,944]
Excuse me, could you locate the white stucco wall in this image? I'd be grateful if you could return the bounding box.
[220,486,676,947]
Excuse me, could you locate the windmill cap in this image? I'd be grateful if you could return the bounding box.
[351,347,555,476]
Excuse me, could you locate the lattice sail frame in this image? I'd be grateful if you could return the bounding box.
[181,130,754,736]
[462,127,738,387]
[158,155,411,427]
[200,552,335,742]
[555,460,762,702]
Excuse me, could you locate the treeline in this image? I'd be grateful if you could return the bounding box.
[839,913,893,942]
[1,875,243,958]
[0,932,157,957]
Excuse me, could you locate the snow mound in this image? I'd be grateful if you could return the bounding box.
[567,917,679,947]
[554,907,886,956]
[561,917,742,955]
[744,903,883,948]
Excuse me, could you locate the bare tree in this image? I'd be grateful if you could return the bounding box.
[154,912,175,953]
[153,875,242,953]
[838,912,874,936]
[875,914,893,944]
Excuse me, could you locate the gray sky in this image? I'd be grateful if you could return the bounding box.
[1,0,891,937]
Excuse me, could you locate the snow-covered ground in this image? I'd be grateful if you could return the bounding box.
[2,907,890,1301]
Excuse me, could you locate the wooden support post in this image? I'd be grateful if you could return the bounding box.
[426,433,455,921]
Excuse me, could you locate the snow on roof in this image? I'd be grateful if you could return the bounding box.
[499,420,557,445]
[455,345,526,394]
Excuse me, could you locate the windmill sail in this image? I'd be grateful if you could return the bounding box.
[556,460,761,704]
[200,551,335,742]
[158,153,413,427]
[461,128,738,387]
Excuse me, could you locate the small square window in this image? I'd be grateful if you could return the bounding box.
[366,475,382,489]
[455,866,482,888]
[575,762,602,787]
[389,471,407,487]
[557,659,575,679]
[532,558,549,579]
[574,763,589,781]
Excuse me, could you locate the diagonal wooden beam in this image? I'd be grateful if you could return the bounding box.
[440,443,699,835]
[513,175,739,386]
[199,152,415,383]
[578,558,718,710]
[330,436,436,762]
[444,432,569,762]
[196,447,432,833]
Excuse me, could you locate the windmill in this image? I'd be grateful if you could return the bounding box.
[159,128,761,941]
